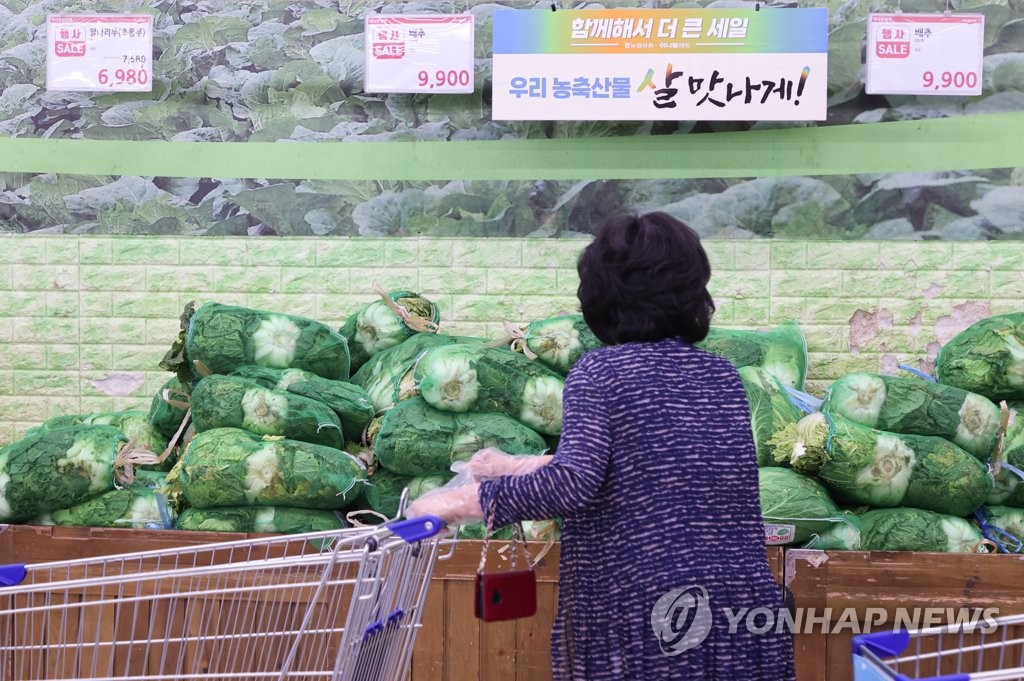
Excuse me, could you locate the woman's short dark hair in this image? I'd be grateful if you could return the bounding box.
[577,211,715,346]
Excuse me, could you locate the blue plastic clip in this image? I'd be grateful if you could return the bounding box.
[362,621,385,642]
[387,515,444,543]
[974,508,1024,554]
[898,364,938,383]
[0,564,27,588]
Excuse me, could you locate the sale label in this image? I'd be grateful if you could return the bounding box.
[364,15,474,94]
[46,14,153,92]
[866,13,983,96]
[765,524,796,545]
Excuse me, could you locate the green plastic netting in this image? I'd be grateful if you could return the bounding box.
[519,315,603,375]
[822,373,1000,462]
[414,345,565,435]
[770,412,993,517]
[363,467,451,519]
[34,482,173,529]
[176,506,347,534]
[758,467,844,544]
[935,313,1024,401]
[148,375,191,441]
[26,411,170,470]
[190,374,343,449]
[230,366,375,442]
[339,290,441,374]
[739,366,803,467]
[0,425,154,522]
[697,321,808,389]
[370,397,548,477]
[859,508,986,552]
[177,428,367,510]
[181,302,351,382]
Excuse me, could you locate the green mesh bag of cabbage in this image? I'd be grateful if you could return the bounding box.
[0,425,159,522]
[979,505,1024,550]
[176,428,366,510]
[769,412,993,518]
[859,508,988,553]
[363,467,450,519]
[26,411,170,468]
[935,313,1024,401]
[368,397,548,477]
[339,289,441,374]
[176,506,347,534]
[986,411,1024,507]
[351,333,484,412]
[190,374,343,449]
[32,479,174,529]
[758,467,846,545]
[230,366,374,442]
[696,321,808,389]
[822,372,1000,462]
[517,315,604,375]
[739,367,803,467]
[413,345,565,435]
[806,509,988,552]
[148,375,191,440]
[171,302,350,383]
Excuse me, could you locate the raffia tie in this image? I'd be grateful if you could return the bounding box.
[161,387,191,411]
[346,509,390,527]
[372,283,439,334]
[991,402,1015,475]
[502,321,538,360]
[113,439,162,487]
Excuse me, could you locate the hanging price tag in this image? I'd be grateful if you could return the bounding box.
[866,13,984,96]
[46,14,153,92]
[364,15,475,94]
[765,524,797,545]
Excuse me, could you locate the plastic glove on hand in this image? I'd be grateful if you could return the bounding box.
[466,448,550,478]
[405,484,484,525]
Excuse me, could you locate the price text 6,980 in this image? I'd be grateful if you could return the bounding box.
[922,70,978,90]
[98,68,149,87]
[417,69,471,89]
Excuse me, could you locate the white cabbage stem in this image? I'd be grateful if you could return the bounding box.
[941,517,984,552]
[253,315,301,368]
[955,393,1000,455]
[241,388,289,435]
[355,304,405,354]
[244,445,280,502]
[832,374,886,426]
[519,376,564,435]
[853,434,916,506]
[419,349,479,412]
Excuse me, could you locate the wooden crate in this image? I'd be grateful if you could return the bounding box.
[786,549,1024,681]
[2,525,784,680]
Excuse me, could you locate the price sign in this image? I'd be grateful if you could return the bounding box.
[866,13,983,96]
[47,14,153,92]
[764,524,796,545]
[364,15,474,94]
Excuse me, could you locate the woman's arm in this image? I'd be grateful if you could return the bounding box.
[478,359,613,527]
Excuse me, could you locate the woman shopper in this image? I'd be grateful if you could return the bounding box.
[407,211,796,681]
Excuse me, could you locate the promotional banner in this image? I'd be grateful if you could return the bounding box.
[491,8,828,121]
[865,13,984,96]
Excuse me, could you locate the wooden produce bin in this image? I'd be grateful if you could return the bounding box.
[1,525,784,680]
[787,549,1024,681]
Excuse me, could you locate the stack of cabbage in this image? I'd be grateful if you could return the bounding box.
[763,369,1000,552]
[159,301,382,534]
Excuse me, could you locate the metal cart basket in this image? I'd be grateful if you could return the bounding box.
[0,510,452,681]
[853,613,1024,680]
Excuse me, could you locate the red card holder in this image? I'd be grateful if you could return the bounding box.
[474,569,537,622]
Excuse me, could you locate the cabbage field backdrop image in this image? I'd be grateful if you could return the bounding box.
[2,169,1024,238]
[2,0,1023,238]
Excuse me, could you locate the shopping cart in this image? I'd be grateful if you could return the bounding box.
[853,613,1024,680]
[0,495,453,681]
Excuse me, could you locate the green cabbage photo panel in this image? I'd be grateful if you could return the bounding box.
[0,0,1022,140]
[2,169,1022,239]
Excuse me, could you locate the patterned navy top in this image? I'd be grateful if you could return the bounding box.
[478,338,796,681]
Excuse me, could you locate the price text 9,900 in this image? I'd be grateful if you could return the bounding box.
[417,69,471,89]
[922,70,978,90]
[98,68,149,87]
